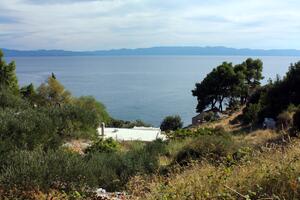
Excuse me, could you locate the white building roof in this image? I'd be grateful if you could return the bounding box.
[97,126,166,142]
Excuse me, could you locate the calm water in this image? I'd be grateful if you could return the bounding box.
[5,56,300,126]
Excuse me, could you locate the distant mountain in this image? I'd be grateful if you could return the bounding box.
[2,46,300,57]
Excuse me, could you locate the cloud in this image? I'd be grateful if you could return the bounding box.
[25,0,108,5]
[1,0,300,50]
[0,15,18,24]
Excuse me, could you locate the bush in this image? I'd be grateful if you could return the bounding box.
[0,139,167,193]
[85,138,120,154]
[107,118,151,128]
[242,103,261,124]
[277,111,293,129]
[203,111,217,122]
[166,127,216,140]
[160,115,183,132]
[242,61,300,124]
[46,104,99,139]
[0,89,27,109]
[293,109,300,131]
[0,107,60,151]
[73,96,111,124]
[174,131,238,165]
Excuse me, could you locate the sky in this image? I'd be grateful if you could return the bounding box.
[1,0,300,50]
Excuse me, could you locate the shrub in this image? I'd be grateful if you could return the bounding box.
[277,111,293,129]
[174,131,238,165]
[73,96,111,124]
[107,118,151,128]
[0,107,59,151]
[166,127,216,140]
[242,61,300,124]
[160,115,183,132]
[0,139,166,194]
[46,104,99,139]
[293,109,300,131]
[242,103,261,125]
[36,76,72,106]
[0,89,27,109]
[85,138,120,154]
[202,111,219,122]
[0,148,88,191]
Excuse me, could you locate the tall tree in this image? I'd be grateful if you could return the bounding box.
[192,62,239,112]
[0,50,19,94]
[235,58,264,102]
[37,76,72,106]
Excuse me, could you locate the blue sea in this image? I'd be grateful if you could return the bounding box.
[5,56,300,126]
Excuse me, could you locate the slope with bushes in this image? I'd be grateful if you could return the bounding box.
[1,50,300,199]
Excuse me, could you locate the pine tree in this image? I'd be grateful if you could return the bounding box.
[0,50,19,94]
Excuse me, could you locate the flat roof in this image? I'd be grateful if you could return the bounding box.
[97,127,166,142]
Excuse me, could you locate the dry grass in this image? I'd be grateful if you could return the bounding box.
[235,129,279,146]
[192,109,244,132]
[129,139,300,200]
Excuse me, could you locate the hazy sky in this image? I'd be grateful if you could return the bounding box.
[1,0,300,50]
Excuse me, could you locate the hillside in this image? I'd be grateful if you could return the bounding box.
[129,110,298,200]
[3,46,300,57]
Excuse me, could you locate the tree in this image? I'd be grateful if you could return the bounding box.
[242,61,300,125]
[234,58,264,103]
[36,76,72,106]
[193,59,264,114]
[160,115,183,132]
[20,83,37,104]
[242,58,264,88]
[0,50,19,94]
[73,96,111,124]
[192,62,240,112]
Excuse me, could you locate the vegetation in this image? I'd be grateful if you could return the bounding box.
[192,58,263,113]
[129,140,300,200]
[85,137,120,154]
[160,115,183,132]
[1,49,300,199]
[293,109,300,131]
[242,61,300,125]
[0,51,19,94]
[0,141,165,193]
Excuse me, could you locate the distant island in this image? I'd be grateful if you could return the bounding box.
[2,46,300,57]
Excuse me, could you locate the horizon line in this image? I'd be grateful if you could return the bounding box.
[2,46,300,52]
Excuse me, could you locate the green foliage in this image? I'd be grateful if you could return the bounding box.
[0,140,166,193]
[0,107,60,152]
[36,76,72,106]
[20,83,36,103]
[108,118,151,128]
[242,61,300,124]
[237,58,264,89]
[0,89,27,109]
[0,50,168,197]
[242,103,261,124]
[160,115,183,132]
[192,59,263,113]
[0,51,109,154]
[46,104,99,139]
[166,127,217,140]
[174,131,238,166]
[74,96,110,124]
[277,111,293,129]
[0,50,19,94]
[85,138,120,154]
